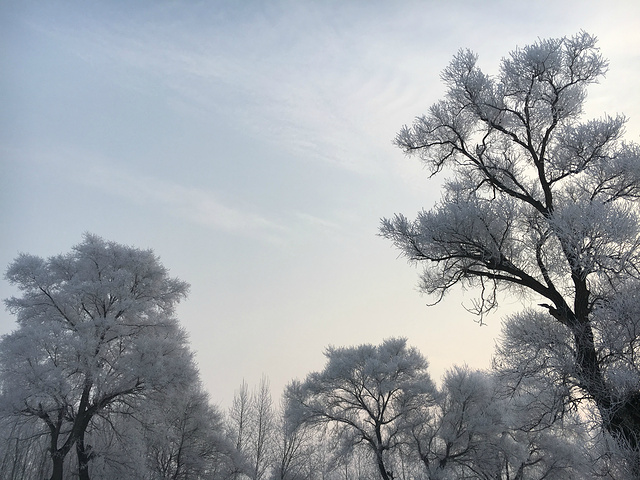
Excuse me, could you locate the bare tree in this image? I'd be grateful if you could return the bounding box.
[251,375,274,480]
[272,396,315,480]
[226,376,276,480]
[230,380,252,453]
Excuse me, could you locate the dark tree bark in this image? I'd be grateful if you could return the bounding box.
[76,429,91,480]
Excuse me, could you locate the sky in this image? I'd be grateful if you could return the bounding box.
[2,0,640,408]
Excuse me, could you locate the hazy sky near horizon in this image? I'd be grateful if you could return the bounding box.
[2,0,640,407]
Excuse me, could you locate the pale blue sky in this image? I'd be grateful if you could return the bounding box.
[2,0,640,406]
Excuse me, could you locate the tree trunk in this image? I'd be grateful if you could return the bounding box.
[46,413,69,480]
[375,448,391,480]
[76,429,92,480]
[572,320,640,453]
[45,392,93,480]
[49,452,64,480]
[608,398,640,480]
[556,274,640,453]
[607,393,640,453]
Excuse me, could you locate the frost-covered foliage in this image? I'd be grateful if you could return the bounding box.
[282,338,598,479]
[285,338,437,480]
[591,282,640,400]
[142,380,241,480]
[397,365,591,479]
[381,31,640,455]
[271,397,315,480]
[0,414,51,479]
[495,296,640,473]
[0,234,236,480]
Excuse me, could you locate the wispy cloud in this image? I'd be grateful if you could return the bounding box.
[27,3,448,177]
[41,149,290,242]
[21,1,640,212]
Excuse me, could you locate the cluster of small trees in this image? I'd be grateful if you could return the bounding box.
[2,31,640,478]
[283,338,639,479]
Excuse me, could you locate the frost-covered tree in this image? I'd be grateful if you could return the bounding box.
[0,233,190,480]
[143,379,240,480]
[401,367,504,478]
[227,380,255,479]
[271,396,315,480]
[495,302,640,475]
[381,32,640,453]
[285,338,436,480]
[0,413,51,479]
[402,366,589,479]
[226,376,276,480]
[229,379,252,463]
[251,375,275,480]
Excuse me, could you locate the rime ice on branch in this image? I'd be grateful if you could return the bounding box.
[381,32,640,456]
